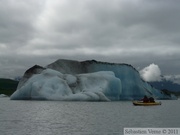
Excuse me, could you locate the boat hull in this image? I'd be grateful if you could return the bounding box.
[133,101,161,106]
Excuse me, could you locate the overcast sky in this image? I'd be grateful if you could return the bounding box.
[0,0,180,79]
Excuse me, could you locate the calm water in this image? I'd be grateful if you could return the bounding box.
[0,98,180,135]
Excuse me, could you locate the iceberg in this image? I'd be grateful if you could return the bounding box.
[0,94,8,98]
[11,59,174,101]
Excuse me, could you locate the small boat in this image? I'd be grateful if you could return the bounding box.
[133,101,161,106]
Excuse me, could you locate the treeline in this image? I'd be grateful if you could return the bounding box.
[0,78,19,96]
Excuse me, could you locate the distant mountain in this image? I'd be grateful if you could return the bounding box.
[149,79,180,92]
[149,79,180,97]
[0,78,19,96]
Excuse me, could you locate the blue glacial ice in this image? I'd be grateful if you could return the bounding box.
[10,69,121,101]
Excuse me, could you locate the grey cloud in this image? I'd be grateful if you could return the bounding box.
[31,0,180,50]
[0,0,44,48]
[0,0,180,78]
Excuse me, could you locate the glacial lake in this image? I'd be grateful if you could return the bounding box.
[0,98,180,135]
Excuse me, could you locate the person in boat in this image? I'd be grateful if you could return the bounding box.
[142,95,149,103]
[149,97,155,103]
